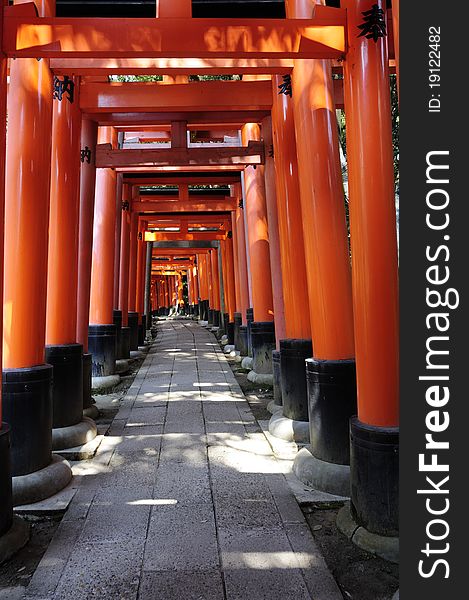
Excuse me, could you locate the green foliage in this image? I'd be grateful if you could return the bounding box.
[109,75,163,82]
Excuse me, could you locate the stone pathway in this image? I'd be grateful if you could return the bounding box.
[22,320,341,600]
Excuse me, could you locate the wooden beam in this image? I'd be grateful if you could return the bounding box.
[117,165,244,173]
[96,141,264,168]
[79,80,273,113]
[125,175,239,185]
[135,199,238,212]
[146,232,227,241]
[50,57,295,76]
[85,110,270,127]
[3,9,346,59]
[171,120,188,148]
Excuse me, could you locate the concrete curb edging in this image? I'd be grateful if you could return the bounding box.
[293,446,351,498]
[337,503,399,564]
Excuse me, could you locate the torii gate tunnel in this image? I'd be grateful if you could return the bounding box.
[0,0,399,567]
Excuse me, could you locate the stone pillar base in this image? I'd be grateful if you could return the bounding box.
[12,454,72,507]
[337,502,399,564]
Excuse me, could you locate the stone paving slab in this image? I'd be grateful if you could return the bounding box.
[21,320,341,600]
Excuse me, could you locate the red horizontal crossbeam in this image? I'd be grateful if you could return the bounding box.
[96,141,264,168]
[145,231,227,241]
[135,199,237,213]
[3,8,345,59]
[80,80,273,113]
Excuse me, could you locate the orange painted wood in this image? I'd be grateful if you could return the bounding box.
[89,127,118,325]
[225,237,237,321]
[230,207,241,316]
[0,1,7,416]
[211,246,221,312]
[128,210,138,312]
[46,75,82,345]
[262,116,286,346]
[392,0,399,95]
[288,0,354,361]
[343,0,399,427]
[50,57,295,76]
[136,222,147,316]
[77,118,98,353]
[80,81,272,113]
[271,75,311,340]
[3,15,53,367]
[95,141,264,168]
[233,185,250,325]
[4,13,346,59]
[119,185,131,326]
[157,0,191,18]
[241,124,274,322]
[113,173,123,309]
[135,199,237,213]
[145,232,227,242]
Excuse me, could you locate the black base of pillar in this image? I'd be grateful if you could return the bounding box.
[2,365,53,477]
[193,303,199,317]
[227,321,235,345]
[238,325,248,356]
[113,309,123,359]
[0,425,13,536]
[208,308,214,326]
[307,358,356,465]
[139,316,145,346]
[350,418,399,536]
[120,326,131,359]
[46,344,83,430]
[128,311,139,351]
[280,339,312,421]
[272,350,282,406]
[213,310,220,328]
[221,312,228,334]
[251,321,276,374]
[82,353,92,411]
[88,324,116,377]
[234,313,242,350]
[246,308,254,357]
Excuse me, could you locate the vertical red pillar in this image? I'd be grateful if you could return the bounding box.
[284,0,356,494]
[46,74,94,447]
[136,219,147,343]
[127,199,139,351]
[0,3,13,533]
[118,184,131,359]
[2,0,73,499]
[210,246,221,327]
[392,0,400,96]
[192,264,199,312]
[342,0,399,536]
[77,118,98,416]
[113,174,123,311]
[225,237,237,323]
[233,185,250,326]
[241,123,275,374]
[77,119,98,354]
[89,127,118,377]
[241,124,274,323]
[261,116,286,348]
[271,76,311,341]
